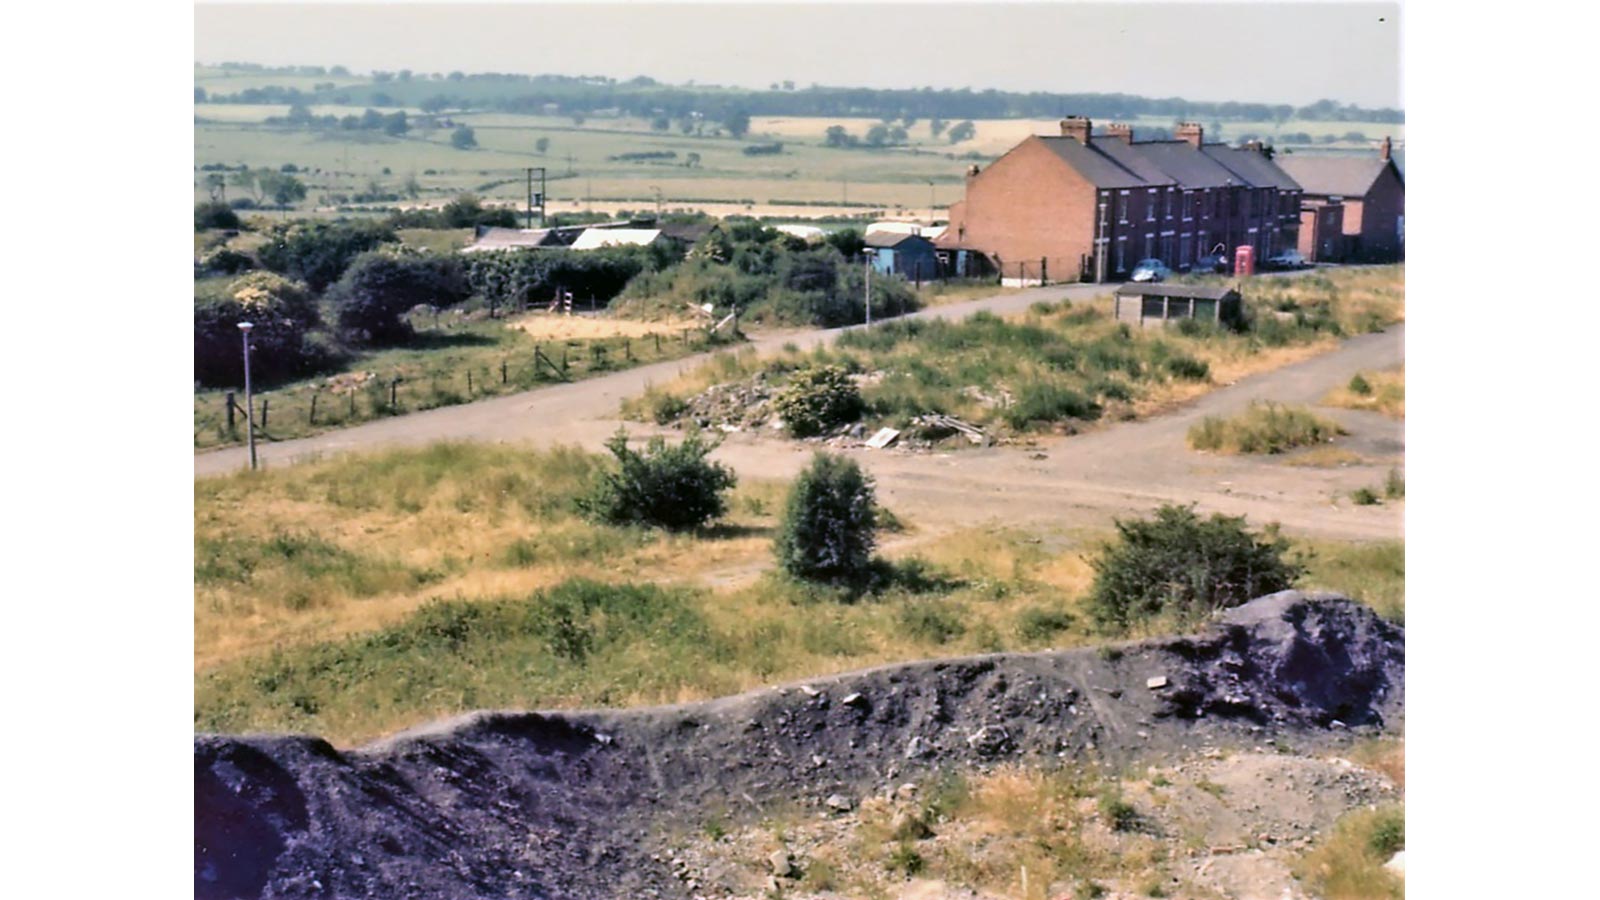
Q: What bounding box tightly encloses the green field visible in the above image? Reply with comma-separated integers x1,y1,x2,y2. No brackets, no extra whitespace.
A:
196,84,1403,221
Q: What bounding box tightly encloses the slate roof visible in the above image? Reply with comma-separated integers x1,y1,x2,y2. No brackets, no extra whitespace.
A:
1275,155,1397,198
1034,135,1301,193
864,231,936,249
461,227,563,253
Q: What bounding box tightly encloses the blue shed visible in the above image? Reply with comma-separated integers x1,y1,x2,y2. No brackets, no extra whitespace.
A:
864,232,939,281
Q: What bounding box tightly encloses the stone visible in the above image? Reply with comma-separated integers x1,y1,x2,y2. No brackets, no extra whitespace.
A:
842,692,867,708
1146,675,1169,690
769,850,793,878
966,726,1013,758
824,793,854,813
1385,851,1405,877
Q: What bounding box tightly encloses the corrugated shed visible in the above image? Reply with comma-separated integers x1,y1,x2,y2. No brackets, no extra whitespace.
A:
569,228,663,250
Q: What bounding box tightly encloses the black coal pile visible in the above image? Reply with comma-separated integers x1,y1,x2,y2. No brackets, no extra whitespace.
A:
195,591,1402,899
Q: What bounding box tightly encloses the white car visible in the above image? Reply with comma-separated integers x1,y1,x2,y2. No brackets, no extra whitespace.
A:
1130,259,1171,283
1265,249,1308,270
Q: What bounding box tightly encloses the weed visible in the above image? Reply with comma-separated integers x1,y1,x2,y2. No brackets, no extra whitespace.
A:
1383,467,1405,499
1350,487,1380,506
1195,779,1225,798
1187,402,1345,455
898,601,967,645
1347,373,1372,395
1014,606,1076,643
885,841,925,876
1099,792,1140,832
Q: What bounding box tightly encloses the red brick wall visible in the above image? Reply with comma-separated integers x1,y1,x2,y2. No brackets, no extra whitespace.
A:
941,136,1098,279
1355,165,1405,261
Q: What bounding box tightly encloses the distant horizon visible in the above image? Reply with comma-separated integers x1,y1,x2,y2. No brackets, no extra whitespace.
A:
193,60,1404,115
194,3,1402,110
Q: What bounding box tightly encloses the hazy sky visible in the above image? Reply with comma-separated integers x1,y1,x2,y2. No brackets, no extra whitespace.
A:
194,2,1402,109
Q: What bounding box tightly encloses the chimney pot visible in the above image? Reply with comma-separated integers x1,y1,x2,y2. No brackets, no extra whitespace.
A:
1104,122,1134,144
1059,116,1092,145
1380,136,1392,161
1177,121,1204,149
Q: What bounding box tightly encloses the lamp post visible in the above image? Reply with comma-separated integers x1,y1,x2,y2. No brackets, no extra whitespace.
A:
238,321,257,471
863,252,872,329
649,185,662,219
928,180,936,221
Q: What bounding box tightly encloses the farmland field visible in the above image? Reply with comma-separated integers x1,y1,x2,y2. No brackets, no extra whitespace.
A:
196,97,1404,222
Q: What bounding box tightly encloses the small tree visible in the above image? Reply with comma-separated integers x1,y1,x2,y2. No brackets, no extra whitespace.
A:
194,201,241,232
1087,504,1306,632
450,125,478,149
536,137,550,155
773,365,864,437
578,429,736,531
775,453,878,584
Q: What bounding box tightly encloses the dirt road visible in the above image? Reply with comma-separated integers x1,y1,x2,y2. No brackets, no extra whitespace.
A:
195,281,1403,542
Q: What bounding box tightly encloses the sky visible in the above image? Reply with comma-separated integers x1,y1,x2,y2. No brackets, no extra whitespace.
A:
194,1,1402,109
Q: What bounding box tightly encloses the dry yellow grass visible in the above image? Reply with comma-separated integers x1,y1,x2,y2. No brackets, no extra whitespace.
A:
1325,366,1405,417
506,311,700,340
1284,446,1368,467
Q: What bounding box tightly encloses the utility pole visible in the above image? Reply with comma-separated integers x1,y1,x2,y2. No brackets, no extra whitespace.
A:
864,253,872,329
526,166,546,228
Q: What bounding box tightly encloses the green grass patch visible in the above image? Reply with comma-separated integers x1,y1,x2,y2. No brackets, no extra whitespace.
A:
193,313,707,450
1292,805,1404,900
1188,402,1346,454
1300,539,1405,624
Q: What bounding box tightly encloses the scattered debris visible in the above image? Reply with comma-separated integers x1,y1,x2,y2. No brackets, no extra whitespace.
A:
1147,676,1170,690
865,427,901,449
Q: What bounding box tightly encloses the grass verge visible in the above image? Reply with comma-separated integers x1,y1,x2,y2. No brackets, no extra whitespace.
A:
1188,402,1346,455
1292,804,1405,900
1324,366,1405,418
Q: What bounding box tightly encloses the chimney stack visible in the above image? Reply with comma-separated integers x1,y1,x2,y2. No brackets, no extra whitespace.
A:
1380,136,1392,161
1104,122,1134,144
1059,116,1091,145
1177,122,1204,149
966,164,981,179
1242,139,1265,154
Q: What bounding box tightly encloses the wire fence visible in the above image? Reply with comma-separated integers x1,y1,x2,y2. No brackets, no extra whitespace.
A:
193,327,727,450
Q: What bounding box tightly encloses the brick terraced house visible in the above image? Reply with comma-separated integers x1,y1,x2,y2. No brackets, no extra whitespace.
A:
937,117,1302,283
1277,138,1405,263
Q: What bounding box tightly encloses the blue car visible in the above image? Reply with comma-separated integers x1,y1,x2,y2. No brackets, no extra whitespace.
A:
1130,259,1171,283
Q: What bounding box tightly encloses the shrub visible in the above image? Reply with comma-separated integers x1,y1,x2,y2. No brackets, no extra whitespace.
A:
1350,486,1380,506
1002,380,1099,430
773,365,864,437
775,453,878,584
1087,504,1306,632
195,201,241,231
1348,373,1373,395
1162,354,1210,381
257,219,398,293
1015,606,1075,642
577,429,736,531
1383,467,1405,500
1187,402,1345,454
331,250,471,346
194,272,336,388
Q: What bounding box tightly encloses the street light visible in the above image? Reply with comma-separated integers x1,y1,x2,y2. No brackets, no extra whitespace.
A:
649,185,662,219
237,322,257,471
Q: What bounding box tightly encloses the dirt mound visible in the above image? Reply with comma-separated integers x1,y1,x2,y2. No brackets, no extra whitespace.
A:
195,592,1402,899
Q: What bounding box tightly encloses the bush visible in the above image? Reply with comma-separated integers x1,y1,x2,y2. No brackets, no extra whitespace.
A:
257,219,398,293
775,453,878,584
331,250,471,346
1002,380,1099,430
1087,504,1306,632
1187,402,1345,454
194,273,337,388
577,429,736,531
1348,373,1373,395
773,365,864,437
195,201,241,231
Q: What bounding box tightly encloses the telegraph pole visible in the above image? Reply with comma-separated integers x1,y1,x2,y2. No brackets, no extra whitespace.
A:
526,167,546,228
864,254,872,329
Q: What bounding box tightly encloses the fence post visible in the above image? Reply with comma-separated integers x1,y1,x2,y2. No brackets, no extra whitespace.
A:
1041,257,1047,285
625,339,632,361
348,391,356,417
390,378,399,410
308,392,318,425
561,346,568,373
467,370,473,394
225,392,235,434
654,333,661,353
501,360,508,384
260,398,269,430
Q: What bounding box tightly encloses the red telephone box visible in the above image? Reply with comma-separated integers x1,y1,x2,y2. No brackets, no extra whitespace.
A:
1234,245,1255,277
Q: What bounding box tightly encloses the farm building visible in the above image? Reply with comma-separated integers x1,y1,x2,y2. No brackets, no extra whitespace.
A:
864,232,940,281
569,228,666,251
1113,283,1242,329
937,118,1302,284
460,227,569,253
1277,139,1404,262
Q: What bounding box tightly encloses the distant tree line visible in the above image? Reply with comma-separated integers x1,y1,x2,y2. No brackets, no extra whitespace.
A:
199,65,1403,124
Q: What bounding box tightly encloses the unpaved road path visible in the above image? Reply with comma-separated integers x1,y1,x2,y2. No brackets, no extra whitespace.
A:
196,280,1403,542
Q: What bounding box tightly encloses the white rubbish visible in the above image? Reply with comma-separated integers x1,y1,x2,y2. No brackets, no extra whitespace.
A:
1146,676,1170,690
865,427,901,449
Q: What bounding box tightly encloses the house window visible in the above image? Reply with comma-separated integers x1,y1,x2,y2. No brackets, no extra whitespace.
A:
1144,233,1154,258
1116,236,1127,270
1117,191,1129,223
1179,234,1192,264
1165,190,1176,220
1146,189,1157,221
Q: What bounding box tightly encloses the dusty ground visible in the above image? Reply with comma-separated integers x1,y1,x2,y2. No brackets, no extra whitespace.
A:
506,311,705,340
195,592,1402,900
195,278,1403,544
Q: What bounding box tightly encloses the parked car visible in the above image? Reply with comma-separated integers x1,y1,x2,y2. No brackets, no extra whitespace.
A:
1194,252,1231,274
1129,259,1171,283
1264,249,1308,270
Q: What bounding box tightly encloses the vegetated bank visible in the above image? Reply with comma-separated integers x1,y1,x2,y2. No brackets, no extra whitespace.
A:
630,266,1404,446
195,590,1404,900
